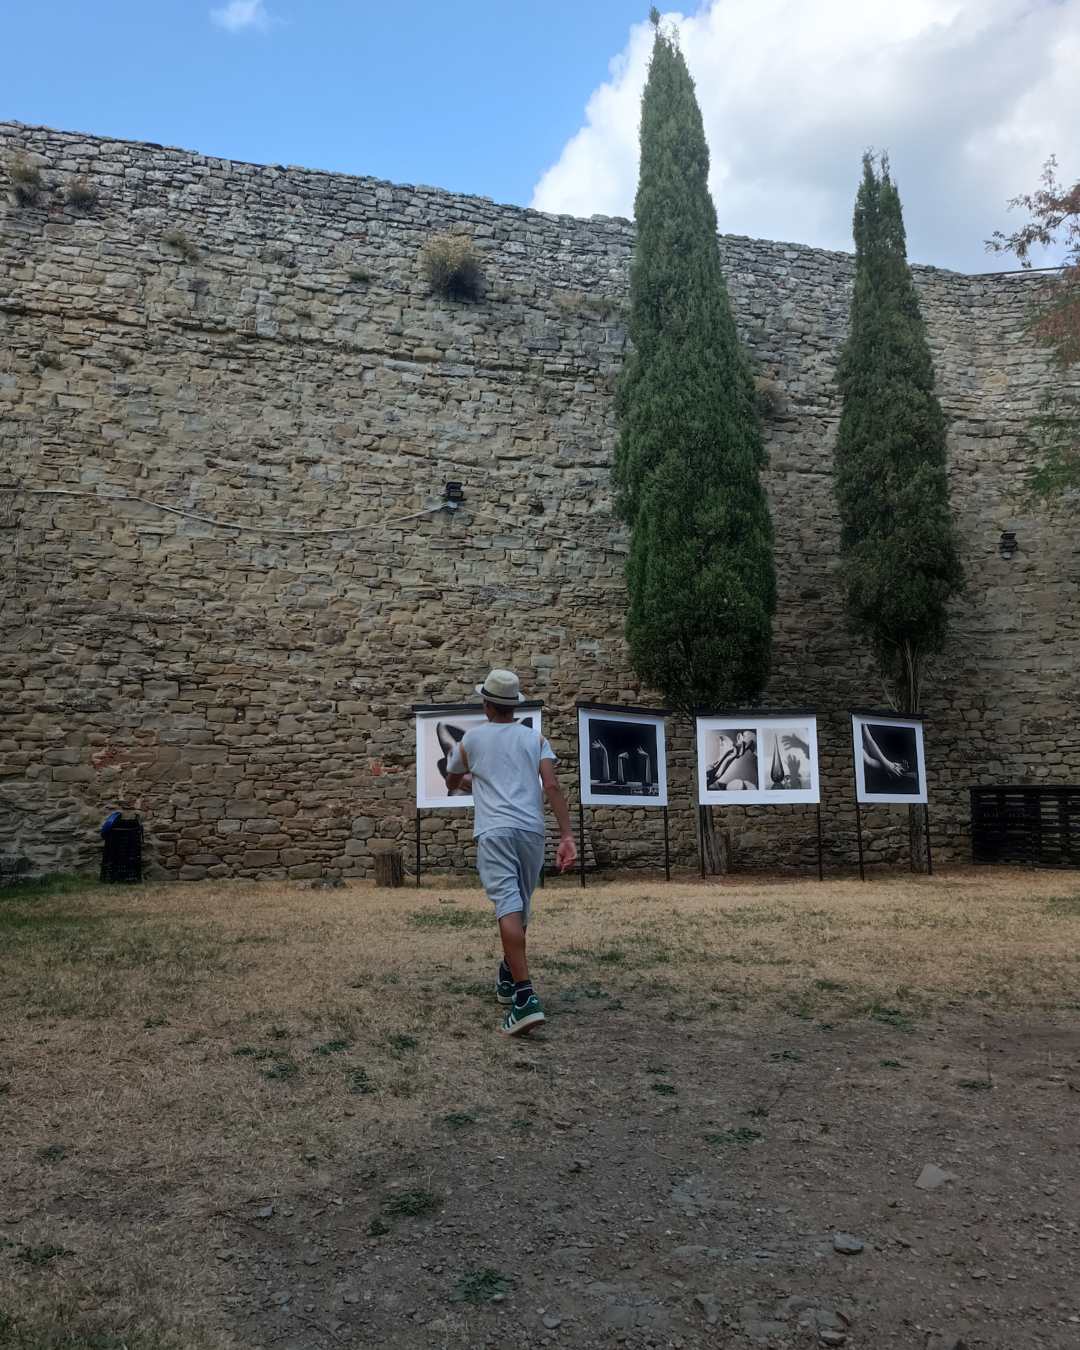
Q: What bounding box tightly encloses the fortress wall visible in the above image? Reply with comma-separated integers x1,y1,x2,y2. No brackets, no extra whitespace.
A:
1,122,1075,880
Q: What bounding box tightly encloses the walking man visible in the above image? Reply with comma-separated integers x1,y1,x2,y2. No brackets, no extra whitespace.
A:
445,669,577,1035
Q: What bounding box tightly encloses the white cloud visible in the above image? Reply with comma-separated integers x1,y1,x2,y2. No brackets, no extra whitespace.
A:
531,1,1080,271
211,0,271,32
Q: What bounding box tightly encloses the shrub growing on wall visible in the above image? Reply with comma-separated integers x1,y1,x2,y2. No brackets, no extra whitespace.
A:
614,12,775,717
421,234,483,301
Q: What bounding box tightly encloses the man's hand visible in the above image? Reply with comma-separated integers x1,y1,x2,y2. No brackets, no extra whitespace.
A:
555,834,577,873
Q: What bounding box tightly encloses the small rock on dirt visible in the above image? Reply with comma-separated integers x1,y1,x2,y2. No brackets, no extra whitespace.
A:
832,1232,864,1255
916,1163,958,1190
542,1313,562,1329
694,1293,722,1326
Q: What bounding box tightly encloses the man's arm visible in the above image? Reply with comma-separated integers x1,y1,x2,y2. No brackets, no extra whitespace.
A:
540,759,577,872
445,744,470,794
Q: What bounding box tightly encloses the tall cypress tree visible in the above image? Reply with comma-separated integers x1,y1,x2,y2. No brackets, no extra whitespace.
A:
834,154,963,715
614,12,774,716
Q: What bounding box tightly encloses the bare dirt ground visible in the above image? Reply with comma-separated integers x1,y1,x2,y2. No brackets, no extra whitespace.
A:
1,868,1078,1350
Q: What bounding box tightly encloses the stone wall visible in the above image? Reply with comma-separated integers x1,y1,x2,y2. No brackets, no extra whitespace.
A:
1,121,1077,882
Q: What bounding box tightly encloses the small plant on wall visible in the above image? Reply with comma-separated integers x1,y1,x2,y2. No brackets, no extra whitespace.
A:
162,228,200,264
421,233,483,300
7,154,44,207
66,176,99,212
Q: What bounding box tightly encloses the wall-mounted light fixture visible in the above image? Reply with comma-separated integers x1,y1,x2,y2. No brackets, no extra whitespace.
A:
998,530,1018,561
443,481,465,511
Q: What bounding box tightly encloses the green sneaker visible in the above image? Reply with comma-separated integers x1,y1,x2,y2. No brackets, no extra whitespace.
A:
495,971,514,1005
500,994,545,1036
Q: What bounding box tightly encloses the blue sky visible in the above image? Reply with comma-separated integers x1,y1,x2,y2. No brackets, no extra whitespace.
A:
4,2,1077,269
2,1,646,206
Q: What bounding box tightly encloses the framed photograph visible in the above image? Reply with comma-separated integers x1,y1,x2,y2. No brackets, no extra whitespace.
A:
851,712,927,805
577,705,669,808
414,703,543,810
696,714,820,806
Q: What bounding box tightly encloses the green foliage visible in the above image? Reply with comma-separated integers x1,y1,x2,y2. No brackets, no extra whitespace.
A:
834,154,963,712
614,22,775,714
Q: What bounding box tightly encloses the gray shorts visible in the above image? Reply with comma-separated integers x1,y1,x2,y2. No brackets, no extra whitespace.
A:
476,828,545,924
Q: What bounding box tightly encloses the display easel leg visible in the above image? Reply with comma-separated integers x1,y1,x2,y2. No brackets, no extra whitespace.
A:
924,804,933,876
578,798,586,889
663,805,671,883
698,806,706,879
854,800,866,882
415,810,421,889
816,803,824,882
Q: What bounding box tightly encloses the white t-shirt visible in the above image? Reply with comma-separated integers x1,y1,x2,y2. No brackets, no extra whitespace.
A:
448,721,556,839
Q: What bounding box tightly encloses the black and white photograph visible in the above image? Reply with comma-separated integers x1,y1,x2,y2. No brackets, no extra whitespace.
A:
415,706,541,810
697,715,820,806
763,723,815,792
578,707,668,808
851,713,927,804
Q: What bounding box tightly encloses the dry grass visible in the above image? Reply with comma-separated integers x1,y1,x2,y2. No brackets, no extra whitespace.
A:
1,867,1077,1341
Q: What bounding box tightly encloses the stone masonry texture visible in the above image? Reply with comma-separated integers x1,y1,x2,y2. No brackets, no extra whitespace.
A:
1,122,1077,882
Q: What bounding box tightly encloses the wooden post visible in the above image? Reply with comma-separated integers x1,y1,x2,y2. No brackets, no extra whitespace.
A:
375,849,404,888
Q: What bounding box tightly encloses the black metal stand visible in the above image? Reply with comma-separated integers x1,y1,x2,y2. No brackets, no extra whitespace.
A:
698,805,707,878
924,803,933,876
854,799,866,881
663,806,671,882
415,810,421,888
816,803,824,881
578,796,586,889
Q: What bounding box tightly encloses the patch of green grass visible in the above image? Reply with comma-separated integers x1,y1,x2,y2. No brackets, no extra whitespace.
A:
382,1188,441,1219
19,1243,73,1266
747,1105,769,1118
0,873,99,903
36,1144,68,1164
956,1078,992,1092
1044,895,1080,915
410,908,489,929
813,978,847,992
448,979,492,997
347,1068,374,1096
313,1039,350,1056
387,1033,419,1055
441,1110,477,1130
651,1082,676,1096
450,1268,513,1304
645,1064,668,1074
259,1055,299,1082
867,1004,915,1033
769,1049,803,1063
596,948,625,965
143,1015,169,1029
367,1216,390,1236
879,1059,904,1069
704,1127,763,1147
537,956,582,974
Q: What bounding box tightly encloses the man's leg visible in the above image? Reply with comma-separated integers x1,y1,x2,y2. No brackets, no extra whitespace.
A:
497,832,545,1036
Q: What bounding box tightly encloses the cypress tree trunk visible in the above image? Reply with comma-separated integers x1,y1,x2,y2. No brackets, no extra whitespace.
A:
834,155,963,871
615,14,776,871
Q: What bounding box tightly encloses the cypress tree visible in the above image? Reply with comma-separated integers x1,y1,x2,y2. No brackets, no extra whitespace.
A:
834,154,963,715
613,12,775,716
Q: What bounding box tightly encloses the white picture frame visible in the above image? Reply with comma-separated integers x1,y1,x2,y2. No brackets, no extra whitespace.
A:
414,704,543,811
577,705,669,808
696,714,820,806
851,712,927,805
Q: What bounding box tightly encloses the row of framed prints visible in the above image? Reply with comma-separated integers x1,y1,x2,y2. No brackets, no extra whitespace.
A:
414,703,928,810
